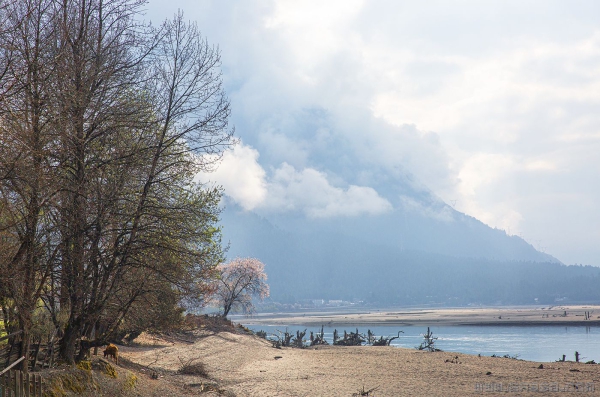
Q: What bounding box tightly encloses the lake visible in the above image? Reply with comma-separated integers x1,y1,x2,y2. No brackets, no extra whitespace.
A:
244,323,600,362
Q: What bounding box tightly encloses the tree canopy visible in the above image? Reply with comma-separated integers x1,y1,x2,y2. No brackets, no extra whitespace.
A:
0,0,233,367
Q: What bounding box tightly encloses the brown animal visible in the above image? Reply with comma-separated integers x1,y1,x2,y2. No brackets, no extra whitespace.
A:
103,343,119,365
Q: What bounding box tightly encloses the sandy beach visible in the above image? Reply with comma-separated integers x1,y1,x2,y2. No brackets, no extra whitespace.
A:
118,307,600,396
240,305,600,327
121,328,600,397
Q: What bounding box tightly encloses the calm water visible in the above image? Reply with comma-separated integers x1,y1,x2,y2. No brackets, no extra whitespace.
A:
244,324,600,362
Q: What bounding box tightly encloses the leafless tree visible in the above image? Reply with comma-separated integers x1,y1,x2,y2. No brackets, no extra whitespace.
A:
52,2,233,362
0,0,233,365
0,0,61,373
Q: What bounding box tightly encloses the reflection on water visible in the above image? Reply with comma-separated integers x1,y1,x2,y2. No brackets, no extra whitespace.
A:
244,324,600,362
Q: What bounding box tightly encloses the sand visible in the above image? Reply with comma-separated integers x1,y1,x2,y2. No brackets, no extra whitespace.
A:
119,306,600,396
241,305,600,327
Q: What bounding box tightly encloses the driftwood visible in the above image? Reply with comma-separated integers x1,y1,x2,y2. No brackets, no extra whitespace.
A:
255,330,267,339
310,326,328,346
292,330,307,348
417,327,441,352
352,385,380,396
271,329,294,348
334,328,365,346
268,326,401,349
372,331,404,346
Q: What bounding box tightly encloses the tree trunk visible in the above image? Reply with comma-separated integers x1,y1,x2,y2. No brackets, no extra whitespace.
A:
59,320,81,364
222,302,232,318
18,329,31,375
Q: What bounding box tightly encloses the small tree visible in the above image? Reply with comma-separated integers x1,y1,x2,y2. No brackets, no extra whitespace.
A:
215,258,269,318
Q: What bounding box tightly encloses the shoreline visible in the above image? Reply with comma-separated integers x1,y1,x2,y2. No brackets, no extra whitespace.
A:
238,305,600,327
121,324,600,396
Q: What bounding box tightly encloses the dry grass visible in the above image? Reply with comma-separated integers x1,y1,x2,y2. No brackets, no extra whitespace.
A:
177,356,209,377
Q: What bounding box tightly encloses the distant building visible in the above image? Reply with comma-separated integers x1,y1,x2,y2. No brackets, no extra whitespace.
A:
311,299,325,306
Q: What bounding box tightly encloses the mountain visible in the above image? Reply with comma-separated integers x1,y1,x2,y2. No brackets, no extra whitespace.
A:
216,192,600,306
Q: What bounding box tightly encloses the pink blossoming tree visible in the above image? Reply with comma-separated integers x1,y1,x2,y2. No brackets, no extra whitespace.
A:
215,257,270,318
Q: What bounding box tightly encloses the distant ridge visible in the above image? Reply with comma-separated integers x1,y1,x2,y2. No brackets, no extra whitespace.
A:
216,198,596,306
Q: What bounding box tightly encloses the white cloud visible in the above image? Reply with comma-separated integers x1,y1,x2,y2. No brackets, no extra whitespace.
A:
204,144,267,211
203,143,392,218
149,0,600,265
457,154,516,199
453,151,567,236
525,160,557,172
266,163,392,218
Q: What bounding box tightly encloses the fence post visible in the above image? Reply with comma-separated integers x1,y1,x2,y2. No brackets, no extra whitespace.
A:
23,371,29,397
11,370,16,397
10,371,15,397
36,374,42,397
0,368,43,397
17,370,23,397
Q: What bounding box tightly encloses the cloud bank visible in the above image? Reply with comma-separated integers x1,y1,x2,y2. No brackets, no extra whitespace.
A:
147,0,600,265
206,142,392,218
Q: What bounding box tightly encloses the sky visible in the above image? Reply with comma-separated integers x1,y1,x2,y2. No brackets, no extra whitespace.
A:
144,1,600,266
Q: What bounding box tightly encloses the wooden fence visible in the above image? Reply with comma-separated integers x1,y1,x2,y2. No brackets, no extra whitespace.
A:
1,331,58,373
0,370,42,397
0,330,51,396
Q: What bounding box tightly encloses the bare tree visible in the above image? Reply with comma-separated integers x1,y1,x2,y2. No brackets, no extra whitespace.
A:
214,258,270,318
52,3,233,362
0,0,233,365
0,0,61,373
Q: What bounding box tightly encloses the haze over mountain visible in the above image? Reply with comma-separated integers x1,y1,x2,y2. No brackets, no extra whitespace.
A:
141,1,600,304
222,186,557,264
220,200,600,305
208,104,593,305
146,0,600,268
